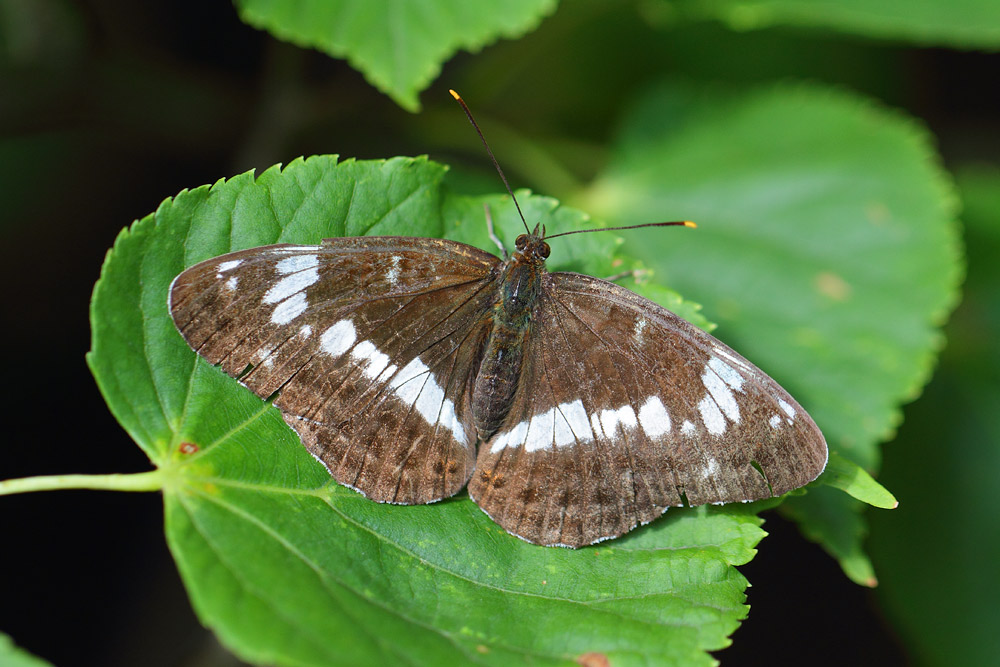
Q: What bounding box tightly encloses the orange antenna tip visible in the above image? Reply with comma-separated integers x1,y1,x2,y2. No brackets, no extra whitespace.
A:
449,89,461,100
683,221,697,228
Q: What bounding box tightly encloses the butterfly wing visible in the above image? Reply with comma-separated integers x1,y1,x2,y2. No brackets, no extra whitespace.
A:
469,272,828,547
169,236,501,504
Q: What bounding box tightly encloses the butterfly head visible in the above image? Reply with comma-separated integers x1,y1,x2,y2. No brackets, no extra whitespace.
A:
513,224,551,264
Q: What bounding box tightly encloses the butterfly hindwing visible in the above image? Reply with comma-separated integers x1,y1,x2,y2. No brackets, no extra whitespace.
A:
469,272,828,547
170,236,502,504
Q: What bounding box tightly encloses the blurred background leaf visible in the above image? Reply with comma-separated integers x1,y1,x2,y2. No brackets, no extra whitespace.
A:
233,0,558,111
2,0,997,664
672,0,1000,48
868,165,1000,664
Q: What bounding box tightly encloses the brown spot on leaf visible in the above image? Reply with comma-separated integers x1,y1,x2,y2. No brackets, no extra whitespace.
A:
865,201,891,225
815,271,851,301
178,442,199,455
577,652,610,667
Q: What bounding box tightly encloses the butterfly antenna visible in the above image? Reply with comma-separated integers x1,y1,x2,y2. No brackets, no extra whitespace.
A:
544,220,697,240
450,89,530,234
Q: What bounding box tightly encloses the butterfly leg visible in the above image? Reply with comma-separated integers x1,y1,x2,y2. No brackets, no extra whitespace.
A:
484,204,508,260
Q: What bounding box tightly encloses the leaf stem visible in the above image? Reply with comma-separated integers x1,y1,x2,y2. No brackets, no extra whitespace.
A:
0,470,164,496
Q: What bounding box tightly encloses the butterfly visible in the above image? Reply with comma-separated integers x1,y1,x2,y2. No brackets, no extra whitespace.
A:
167,93,828,548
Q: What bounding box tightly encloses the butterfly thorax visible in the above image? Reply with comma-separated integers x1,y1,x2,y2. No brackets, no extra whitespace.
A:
471,231,550,439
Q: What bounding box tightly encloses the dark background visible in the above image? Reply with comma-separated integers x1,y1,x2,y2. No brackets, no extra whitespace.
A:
3,1,997,664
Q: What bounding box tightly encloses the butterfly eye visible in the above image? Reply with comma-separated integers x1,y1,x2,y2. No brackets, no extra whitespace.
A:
515,234,528,249
539,242,551,258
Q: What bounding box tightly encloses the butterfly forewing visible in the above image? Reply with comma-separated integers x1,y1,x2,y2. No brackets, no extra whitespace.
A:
170,236,502,504
469,272,828,547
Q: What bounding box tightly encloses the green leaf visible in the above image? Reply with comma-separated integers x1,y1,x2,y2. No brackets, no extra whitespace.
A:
232,0,557,111
819,451,897,509
0,633,52,667
676,0,1000,49
869,165,1000,664
88,155,764,665
585,81,962,579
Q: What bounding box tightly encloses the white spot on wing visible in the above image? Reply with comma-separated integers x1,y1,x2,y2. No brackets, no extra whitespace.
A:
598,405,638,437
490,420,528,453
276,255,319,274
387,255,401,286
352,340,393,380
708,356,744,392
299,324,312,338
217,259,243,273
224,275,238,291
271,292,308,324
589,412,602,439
390,357,430,390
702,457,719,479
525,408,556,452
633,317,648,344
388,357,465,444
712,346,753,373
490,399,593,453
320,319,356,357
778,398,796,419
697,395,726,435
413,379,447,434
264,267,319,305
681,420,696,435
769,414,782,429
552,409,575,447
638,396,671,439
559,400,592,443
255,345,275,369
439,400,464,443
702,364,740,423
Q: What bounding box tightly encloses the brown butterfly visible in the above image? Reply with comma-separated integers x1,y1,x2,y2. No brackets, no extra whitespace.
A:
167,92,827,547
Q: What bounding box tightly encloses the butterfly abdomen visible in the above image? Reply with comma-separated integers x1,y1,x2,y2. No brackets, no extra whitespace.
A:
471,249,544,438
472,322,529,438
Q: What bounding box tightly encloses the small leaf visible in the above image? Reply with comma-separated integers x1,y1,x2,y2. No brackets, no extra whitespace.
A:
819,452,897,509
89,155,757,665
233,0,557,111
586,81,962,579
676,0,1000,49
